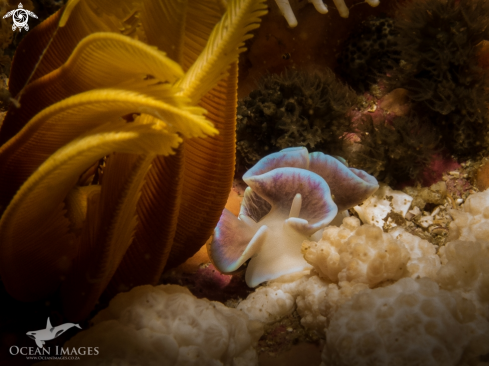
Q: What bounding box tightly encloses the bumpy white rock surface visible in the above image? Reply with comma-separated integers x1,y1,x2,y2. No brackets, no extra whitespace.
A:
236,284,297,324
237,273,368,333
42,285,263,366
390,227,441,279
302,217,410,286
238,217,428,331
229,189,489,366
237,274,307,324
437,239,489,319
236,189,489,366
354,184,413,228
295,276,368,332
448,188,489,242
322,278,489,366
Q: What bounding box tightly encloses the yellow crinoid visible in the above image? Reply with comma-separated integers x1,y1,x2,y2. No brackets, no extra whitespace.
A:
0,0,267,320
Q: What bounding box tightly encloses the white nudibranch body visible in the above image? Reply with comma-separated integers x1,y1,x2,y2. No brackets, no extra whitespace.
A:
209,147,379,288
240,193,317,287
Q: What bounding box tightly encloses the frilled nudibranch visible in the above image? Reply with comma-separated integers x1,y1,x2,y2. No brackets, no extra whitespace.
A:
208,147,379,287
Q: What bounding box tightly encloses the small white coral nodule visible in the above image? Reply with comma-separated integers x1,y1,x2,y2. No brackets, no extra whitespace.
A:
275,0,381,27
390,227,441,280
447,188,489,242
302,216,410,287
236,275,307,323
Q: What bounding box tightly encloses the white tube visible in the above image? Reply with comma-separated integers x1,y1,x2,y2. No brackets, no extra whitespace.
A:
308,0,329,14
275,0,298,27
332,0,349,18
366,0,380,7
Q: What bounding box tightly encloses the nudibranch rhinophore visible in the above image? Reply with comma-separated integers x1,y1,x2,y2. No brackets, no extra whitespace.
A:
208,147,379,287
275,0,381,28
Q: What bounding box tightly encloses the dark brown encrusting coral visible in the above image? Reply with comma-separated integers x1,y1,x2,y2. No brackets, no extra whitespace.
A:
387,0,489,159
337,16,399,92
236,69,357,174
348,114,440,185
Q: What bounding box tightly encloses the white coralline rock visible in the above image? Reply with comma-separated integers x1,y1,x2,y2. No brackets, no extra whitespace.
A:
238,216,413,330
447,188,489,242
302,217,410,286
294,275,330,330
236,274,307,323
390,227,441,280
238,216,415,330
437,240,489,319
234,189,489,366
236,272,367,333
322,278,489,366
295,276,368,332
236,284,297,324
354,184,413,228
41,285,263,366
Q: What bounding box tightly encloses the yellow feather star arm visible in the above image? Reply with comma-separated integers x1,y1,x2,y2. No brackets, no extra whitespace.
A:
180,0,225,71
1,31,186,145
0,0,269,320
0,88,213,209
62,152,154,321
114,0,231,277
61,32,183,85
176,0,268,102
0,118,181,301
165,0,265,267
132,0,267,268
8,9,62,98
60,0,140,27
106,116,186,297
11,0,140,98
141,0,187,62
167,62,239,268
58,0,82,26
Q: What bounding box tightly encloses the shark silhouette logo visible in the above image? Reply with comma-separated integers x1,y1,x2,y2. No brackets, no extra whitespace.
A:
26,318,81,348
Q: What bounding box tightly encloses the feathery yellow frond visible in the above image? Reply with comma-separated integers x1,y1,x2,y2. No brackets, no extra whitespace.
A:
61,32,184,86
0,118,180,301
177,0,267,102
62,152,154,320
141,0,188,62
0,0,268,320
0,88,212,209
59,0,82,27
